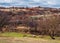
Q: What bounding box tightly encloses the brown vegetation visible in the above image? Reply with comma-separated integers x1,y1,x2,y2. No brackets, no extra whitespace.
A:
0,6,60,39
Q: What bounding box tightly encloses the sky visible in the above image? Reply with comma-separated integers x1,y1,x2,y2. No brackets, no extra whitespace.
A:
0,0,60,8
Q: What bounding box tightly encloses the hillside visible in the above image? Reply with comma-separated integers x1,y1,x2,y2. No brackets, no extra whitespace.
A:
0,6,60,24
0,7,60,39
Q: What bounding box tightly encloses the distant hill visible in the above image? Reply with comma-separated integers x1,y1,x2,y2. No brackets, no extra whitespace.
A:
0,7,60,37
0,6,60,14
0,6,60,23
0,6,60,25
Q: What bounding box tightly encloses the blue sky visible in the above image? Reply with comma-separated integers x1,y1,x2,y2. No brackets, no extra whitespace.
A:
0,0,60,8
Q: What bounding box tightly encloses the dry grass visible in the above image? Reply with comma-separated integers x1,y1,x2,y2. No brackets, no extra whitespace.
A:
0,37,60,43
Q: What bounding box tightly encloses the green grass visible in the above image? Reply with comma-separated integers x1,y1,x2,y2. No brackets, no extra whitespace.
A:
0,32,60,43
0,32,60,39
0,32,32,37
0,32,60,40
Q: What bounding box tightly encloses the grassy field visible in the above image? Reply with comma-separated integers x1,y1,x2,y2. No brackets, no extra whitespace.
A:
0,32,60,43
0,32,32,37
